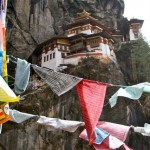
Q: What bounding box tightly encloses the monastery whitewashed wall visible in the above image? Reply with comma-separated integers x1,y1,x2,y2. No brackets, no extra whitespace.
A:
55,50,64,67
67,33,76,37
81,29,92,35
86,43,111,57
129,29,141,41
41,48,63,71
86,44,101,52
64,55,83,65
100,43,107,55
64,52,102,65
105,44,111,56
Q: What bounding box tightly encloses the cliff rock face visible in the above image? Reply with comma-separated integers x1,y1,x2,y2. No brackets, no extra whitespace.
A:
2,0,150,150
7,0,124,58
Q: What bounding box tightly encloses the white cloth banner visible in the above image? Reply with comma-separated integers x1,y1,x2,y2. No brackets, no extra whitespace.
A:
10,109,37,123
37,116,85,132
9,109,84,133
134,123,150,136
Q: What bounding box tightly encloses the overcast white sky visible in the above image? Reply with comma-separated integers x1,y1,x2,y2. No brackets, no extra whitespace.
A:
124,0,150,43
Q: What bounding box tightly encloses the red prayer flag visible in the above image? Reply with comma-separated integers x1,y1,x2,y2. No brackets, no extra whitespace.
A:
94,121,131,150
77,79,107,144
79,121,132,150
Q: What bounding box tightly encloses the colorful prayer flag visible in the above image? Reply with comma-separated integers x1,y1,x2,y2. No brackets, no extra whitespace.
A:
77,79,107,144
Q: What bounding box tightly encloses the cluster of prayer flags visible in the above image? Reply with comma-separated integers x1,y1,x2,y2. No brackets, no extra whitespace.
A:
2,108,150,150
1,54,150,149
80,121,131,150
10,109,84,132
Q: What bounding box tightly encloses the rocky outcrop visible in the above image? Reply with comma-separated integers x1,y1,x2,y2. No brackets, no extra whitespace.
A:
7,0,124,59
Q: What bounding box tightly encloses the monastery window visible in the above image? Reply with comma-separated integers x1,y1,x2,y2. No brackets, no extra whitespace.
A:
50,54,52,60
47,55,49,61
53,52,55,59
62,46,65,50
90,39,99,48
58,45,61,49
44,56,46,62
61,53,65,58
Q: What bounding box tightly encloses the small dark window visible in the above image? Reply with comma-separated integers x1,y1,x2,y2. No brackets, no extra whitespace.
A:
50,54,52,60
61,53,65,58
47,55,49,61
53,52,55,58
44,56,46,62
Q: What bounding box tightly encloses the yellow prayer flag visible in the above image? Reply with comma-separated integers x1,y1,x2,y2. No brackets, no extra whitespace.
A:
0,76,20,102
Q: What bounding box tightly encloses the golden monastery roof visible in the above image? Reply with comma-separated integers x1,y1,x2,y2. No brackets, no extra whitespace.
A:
75,10,97,22
63,10,107,31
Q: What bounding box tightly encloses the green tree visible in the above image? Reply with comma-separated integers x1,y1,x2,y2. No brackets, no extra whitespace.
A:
131,38,150,82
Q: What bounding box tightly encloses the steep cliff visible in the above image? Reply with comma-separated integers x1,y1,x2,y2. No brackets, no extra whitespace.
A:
1,0,150,150
7,0,124,58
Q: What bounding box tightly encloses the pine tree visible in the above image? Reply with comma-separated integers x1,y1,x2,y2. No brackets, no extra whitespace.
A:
131,38,150,82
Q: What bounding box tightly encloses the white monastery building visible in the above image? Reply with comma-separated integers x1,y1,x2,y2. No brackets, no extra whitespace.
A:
129,19,144,41
30,10,144,71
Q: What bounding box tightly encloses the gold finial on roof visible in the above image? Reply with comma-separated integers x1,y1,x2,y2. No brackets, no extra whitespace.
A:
79,10,90,17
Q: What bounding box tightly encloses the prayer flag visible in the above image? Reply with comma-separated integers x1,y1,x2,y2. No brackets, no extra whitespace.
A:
109,82,150,108
0,76,20,102
37,116,85,132
14,58,31,94
32,65,82,96
77,79,107,144
94,122,131,150
9,109,37,123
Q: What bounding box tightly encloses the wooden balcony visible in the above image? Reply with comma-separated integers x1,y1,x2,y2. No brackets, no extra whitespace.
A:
70,42,86,52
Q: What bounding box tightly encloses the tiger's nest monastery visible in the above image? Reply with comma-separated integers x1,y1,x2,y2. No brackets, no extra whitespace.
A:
30,10,144,71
